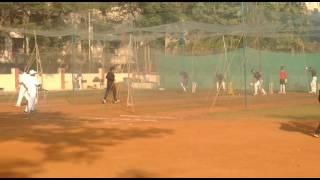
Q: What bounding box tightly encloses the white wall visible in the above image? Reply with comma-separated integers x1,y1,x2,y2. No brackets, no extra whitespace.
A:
41,73,61,90
0,74,15,91
0,68,160,92
75,73,102,89
305,2,320,11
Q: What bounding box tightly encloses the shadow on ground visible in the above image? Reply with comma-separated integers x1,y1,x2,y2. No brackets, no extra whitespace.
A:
0,111,174,177
269,115,319,137
117,169,160,178
0,159,41,178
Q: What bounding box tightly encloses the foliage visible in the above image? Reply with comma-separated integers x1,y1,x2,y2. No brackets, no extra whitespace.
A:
0,2,318,70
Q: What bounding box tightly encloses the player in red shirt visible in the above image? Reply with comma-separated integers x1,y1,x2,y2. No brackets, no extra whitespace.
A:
279,66,288,94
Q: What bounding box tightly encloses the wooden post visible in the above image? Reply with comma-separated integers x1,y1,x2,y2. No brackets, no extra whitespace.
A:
228,82,234,96
60,68,65,90
148,44,151,73
144,43,147,73
135,40,139,73
99,68,104,87
269,82,274,95
14,68,20,91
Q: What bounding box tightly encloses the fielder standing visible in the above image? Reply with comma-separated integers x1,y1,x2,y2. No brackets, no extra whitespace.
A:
279,66,288,94
76,73,83,90
102,66,120,104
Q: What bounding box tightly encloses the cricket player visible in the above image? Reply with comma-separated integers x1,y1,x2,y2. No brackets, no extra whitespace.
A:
314,90,320,138
314,122,320,138
279,66,288,94
23,70,41,113
251,69,266,96
76,73,83,90
216,72,226,92
102,66,120,104
15,71,30,107
306,67,317,94
179,71,189,92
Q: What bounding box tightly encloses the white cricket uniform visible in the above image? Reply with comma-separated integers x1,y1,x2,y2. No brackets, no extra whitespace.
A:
16,73,30,106
180,82,187,92
253,72,266,96
310,76,317,94
77,75,83,89
216,81,226,92
22,75,40,113
254,79,266,96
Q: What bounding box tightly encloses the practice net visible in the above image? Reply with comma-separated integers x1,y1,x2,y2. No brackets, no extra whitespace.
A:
0,2,320,111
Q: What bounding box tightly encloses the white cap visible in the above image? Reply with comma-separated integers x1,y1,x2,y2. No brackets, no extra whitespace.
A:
29,69,37,75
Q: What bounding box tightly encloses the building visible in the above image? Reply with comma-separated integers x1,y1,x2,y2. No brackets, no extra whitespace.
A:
305,2,320,12
0,31,25,64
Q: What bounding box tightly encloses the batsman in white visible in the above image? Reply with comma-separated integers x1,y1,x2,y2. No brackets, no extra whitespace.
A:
21,70,41,113
305,67,317,94
15,71,30,107
251,69,266,96
179,71,189,93
216,72,226,92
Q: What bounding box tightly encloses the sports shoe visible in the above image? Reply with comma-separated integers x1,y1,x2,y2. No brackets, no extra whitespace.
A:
102,99,106,104
114,100,120,104
313,133,319,138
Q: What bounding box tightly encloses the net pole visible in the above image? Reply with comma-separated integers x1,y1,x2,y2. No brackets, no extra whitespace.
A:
241,2,248,108
72,15,75,97
88,9,92,73
302,14,311,93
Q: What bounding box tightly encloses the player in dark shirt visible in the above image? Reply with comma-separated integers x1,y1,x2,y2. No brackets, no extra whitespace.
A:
102,66,120,104
216,72,226,92
306,67,317,94
251,69,266,96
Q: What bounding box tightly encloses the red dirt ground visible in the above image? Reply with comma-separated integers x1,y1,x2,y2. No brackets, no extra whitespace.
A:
0,91,319,177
